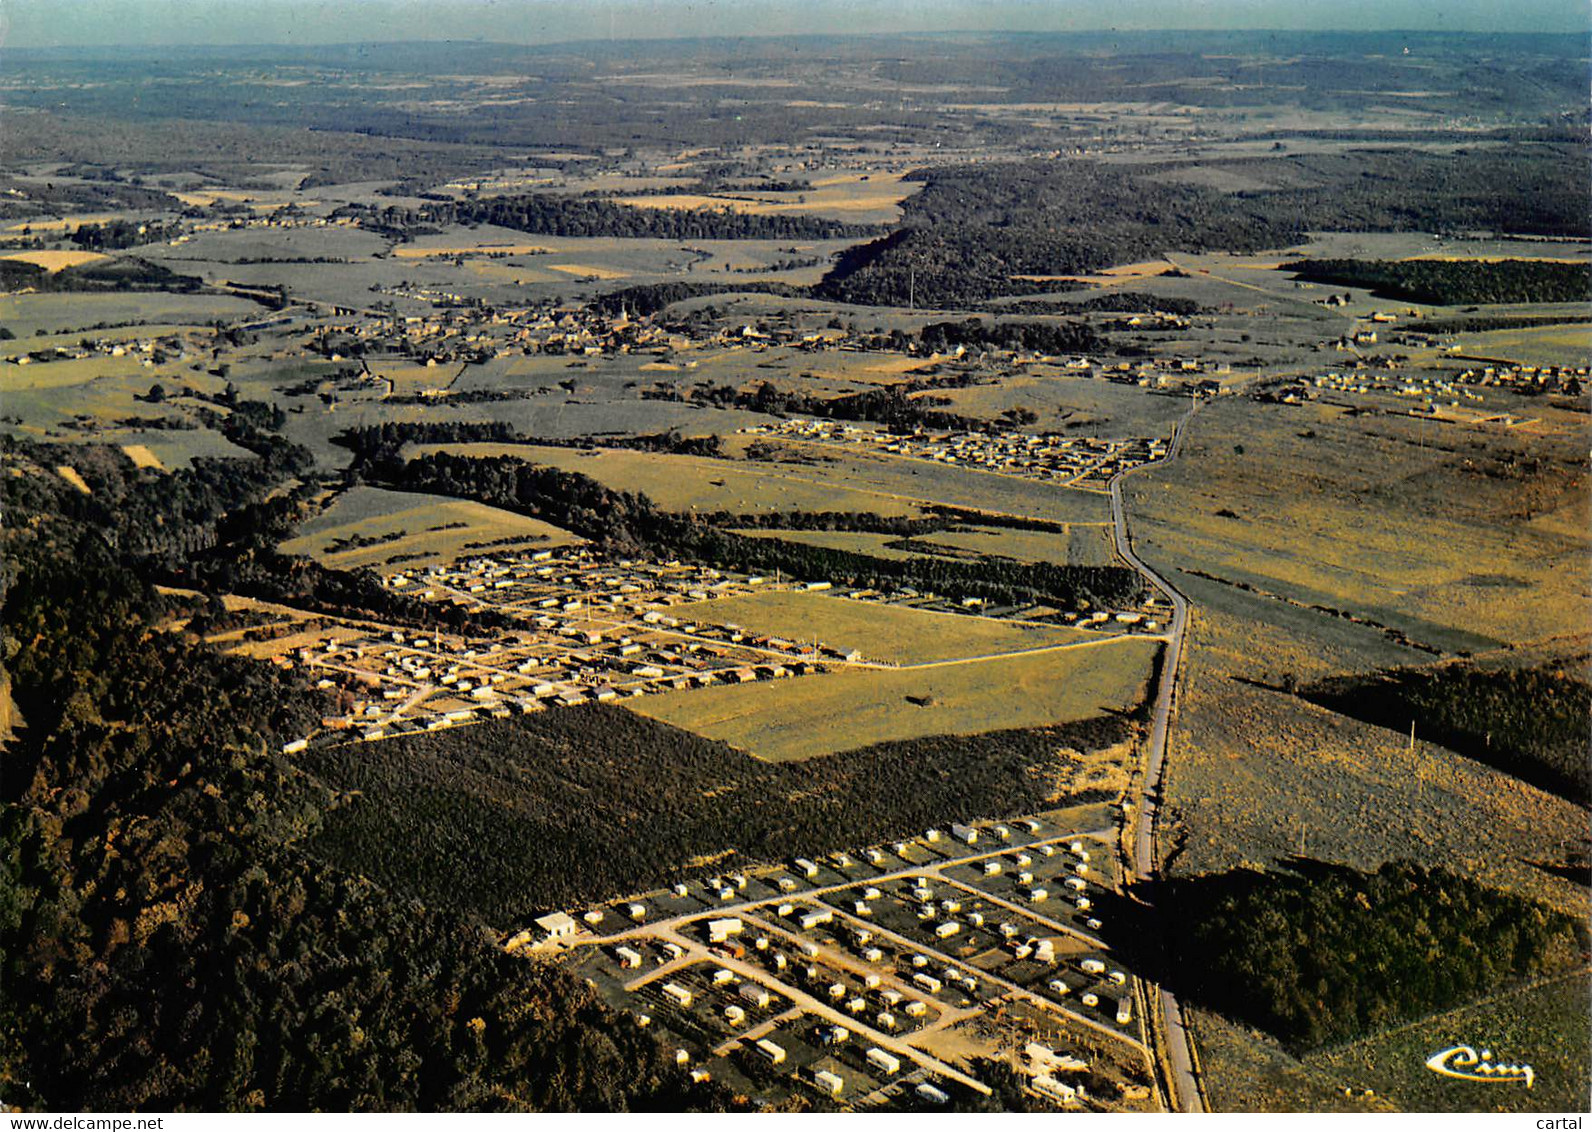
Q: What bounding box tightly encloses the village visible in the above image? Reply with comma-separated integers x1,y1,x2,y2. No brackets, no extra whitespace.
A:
521,807,1158,1112
236,547,1165,745
1255,359,1586,434
740,417,1171,491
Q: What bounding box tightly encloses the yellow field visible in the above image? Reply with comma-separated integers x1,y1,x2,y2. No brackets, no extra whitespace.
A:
55,466,91,494
4,214,125,233
173,190,251,206
121,444,165,470
2,250,109,273
787,355,940,386
408,442,928,517
715,439,1115,524
1133,402,1588,647
617,173,916,222
674,590,1094,664
630,636,1160,761
546,263,630,279
1011,260,1175,285
1161,594,1590,916
171,190,307,210
279,486,582,572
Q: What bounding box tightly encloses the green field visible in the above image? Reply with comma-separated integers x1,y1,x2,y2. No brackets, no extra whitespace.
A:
742,439,1115,523
1445,322,1592,368
0,354,156,393
280,485,581,570
408,441,929,517
1304,970,1592,1113
630,635,1159,760
734,521,1119,568
941,372,1194,437
0,291,263,335
674,590,1095,664
915,523,1120,567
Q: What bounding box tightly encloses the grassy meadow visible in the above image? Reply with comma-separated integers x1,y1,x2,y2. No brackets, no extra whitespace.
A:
280,485,581,571
673,590,1095,664
630,635,1159,760
408,441,929,517
1130,397,1588,650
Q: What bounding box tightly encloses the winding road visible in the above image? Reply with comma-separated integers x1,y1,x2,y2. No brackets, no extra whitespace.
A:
1107,396,1206,1113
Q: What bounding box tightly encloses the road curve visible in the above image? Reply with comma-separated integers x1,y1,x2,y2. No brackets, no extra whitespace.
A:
1106,398,1205,1114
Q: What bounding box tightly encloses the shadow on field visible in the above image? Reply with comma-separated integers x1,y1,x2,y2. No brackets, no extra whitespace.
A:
1096,857,1590,1053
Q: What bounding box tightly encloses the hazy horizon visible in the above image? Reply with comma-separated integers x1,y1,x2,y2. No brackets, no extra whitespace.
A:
5,0,1587,51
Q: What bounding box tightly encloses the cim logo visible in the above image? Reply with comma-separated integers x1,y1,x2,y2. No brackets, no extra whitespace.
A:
1425,1045,1535,1088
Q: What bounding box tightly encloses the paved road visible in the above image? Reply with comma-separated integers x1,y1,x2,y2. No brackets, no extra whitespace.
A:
1107,399,1205,1114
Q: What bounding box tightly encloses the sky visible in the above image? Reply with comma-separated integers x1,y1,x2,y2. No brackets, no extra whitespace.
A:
4,0,1587,49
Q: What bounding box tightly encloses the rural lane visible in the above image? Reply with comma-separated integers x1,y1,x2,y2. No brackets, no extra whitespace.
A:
1107,397,1206,1114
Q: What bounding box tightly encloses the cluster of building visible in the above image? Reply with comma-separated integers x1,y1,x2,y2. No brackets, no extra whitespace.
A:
258,540,1164,747
1306,369,1484,407
6,330,201,369
1454,361,1586,396
264,550,859,742
1270,362,1584,429
536,812,1156,1111
741,418,1169,490
179,212,363,236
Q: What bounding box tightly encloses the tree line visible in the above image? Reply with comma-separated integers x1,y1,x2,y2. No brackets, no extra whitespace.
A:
357,194,882,242
1284,258,1592,306
68,219,184,251
918,317,1101,355
1101,860,1587,1052
588,280,808,317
